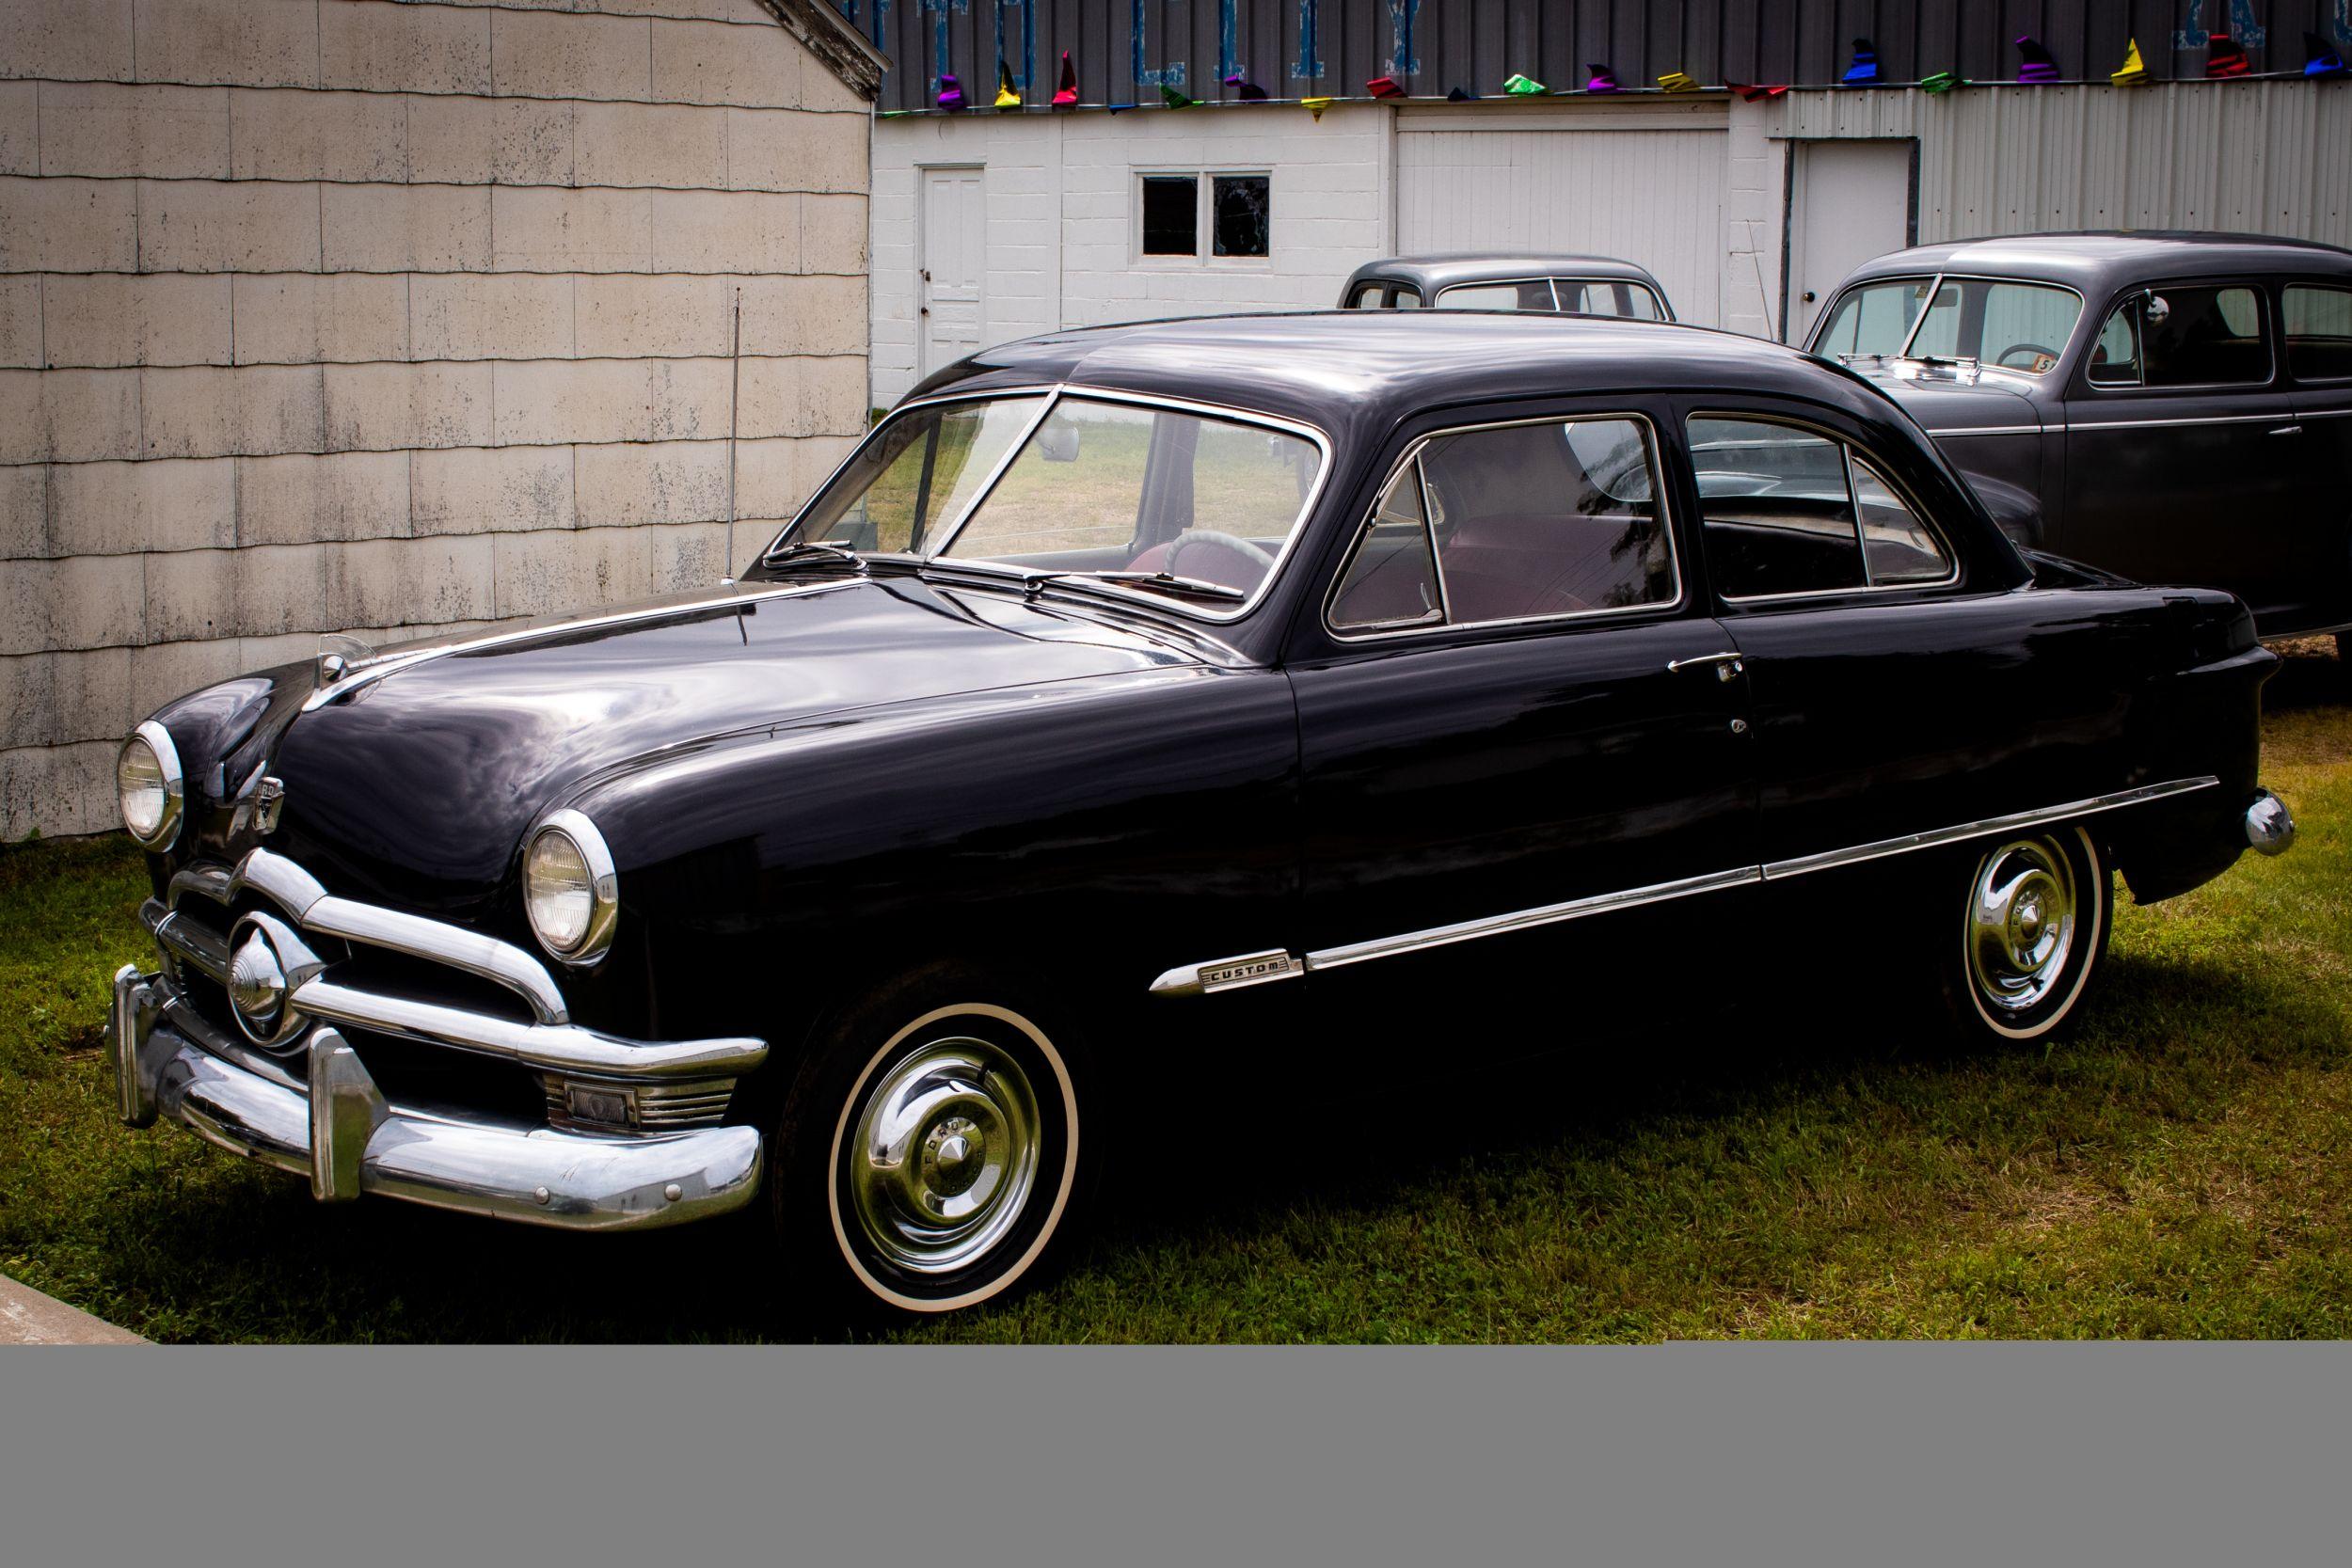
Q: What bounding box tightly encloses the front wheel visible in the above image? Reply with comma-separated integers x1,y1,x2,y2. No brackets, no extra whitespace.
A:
1937,826,2112,1045
770,972,1089,1319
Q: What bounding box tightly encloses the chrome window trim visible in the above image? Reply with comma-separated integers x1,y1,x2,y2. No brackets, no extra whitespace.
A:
2082,279,2278,395
1148,775,2223,993
1761,776,2218,880
1924,424,2042,437
1321,410,1686,645
121,719,185,851
1433,277,1563,310
780,383,1338,626
1549,277,1670,321
301,580,862,712
1690,410,1962,605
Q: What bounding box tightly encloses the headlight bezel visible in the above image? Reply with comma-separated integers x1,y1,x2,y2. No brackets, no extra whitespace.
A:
118,721,184,851
523,808,619,967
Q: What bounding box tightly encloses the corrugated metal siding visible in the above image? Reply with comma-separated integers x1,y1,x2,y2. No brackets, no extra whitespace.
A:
1395,115,1729,325
1783,83,2352,245
842,1,2352,114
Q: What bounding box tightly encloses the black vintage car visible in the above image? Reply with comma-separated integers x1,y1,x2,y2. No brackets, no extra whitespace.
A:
1342,251,1676,319
1804,232,2352,643
108,313,2292,1318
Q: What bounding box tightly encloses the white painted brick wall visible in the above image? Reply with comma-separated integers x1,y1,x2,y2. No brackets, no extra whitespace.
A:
1,0,877,839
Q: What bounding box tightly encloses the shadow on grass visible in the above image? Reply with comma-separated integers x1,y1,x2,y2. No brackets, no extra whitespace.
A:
64,936,2337,1344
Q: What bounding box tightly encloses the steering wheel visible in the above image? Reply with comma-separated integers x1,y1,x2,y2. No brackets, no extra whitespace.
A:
1163,529,1277,581
1994,342,2061,371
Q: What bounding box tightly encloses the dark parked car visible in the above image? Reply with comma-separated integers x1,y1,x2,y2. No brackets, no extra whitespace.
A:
108,313,2291,1318
1804,231,2352,642
1343,252,1675,319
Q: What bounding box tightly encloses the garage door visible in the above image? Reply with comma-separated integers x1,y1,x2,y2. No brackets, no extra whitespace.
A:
1396,121,1726,327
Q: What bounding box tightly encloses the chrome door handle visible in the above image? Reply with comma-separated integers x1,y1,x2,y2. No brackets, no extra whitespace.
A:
2268,424,2304,436
1667,651,1745,680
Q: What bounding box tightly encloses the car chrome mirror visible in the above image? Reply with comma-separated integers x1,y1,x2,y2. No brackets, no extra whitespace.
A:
1036,422,1080,463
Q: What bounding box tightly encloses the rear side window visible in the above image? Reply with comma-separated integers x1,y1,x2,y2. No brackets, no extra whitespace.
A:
2284,285,2352,381
1689,418,1952,599
1328,418,1677,634
2092,284,2272,388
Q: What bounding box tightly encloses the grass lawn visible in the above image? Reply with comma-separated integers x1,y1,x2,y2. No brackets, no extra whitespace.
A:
4,646,2348,1343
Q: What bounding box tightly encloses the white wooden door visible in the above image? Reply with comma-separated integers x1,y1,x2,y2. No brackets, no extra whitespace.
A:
920,167,986,375
1785,140,1915,344
1395,124,1727,326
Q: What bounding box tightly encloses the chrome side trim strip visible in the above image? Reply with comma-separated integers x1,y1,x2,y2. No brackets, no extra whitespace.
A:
1153,775,2226,993
1924,424,2041,437
2066,413,2295,432
1148,948,1305,999
298,580,858,711
1303,865,1762,974
1761,776,2220,881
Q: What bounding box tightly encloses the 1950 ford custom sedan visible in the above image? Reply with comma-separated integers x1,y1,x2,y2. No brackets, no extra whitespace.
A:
107,313,2293,1317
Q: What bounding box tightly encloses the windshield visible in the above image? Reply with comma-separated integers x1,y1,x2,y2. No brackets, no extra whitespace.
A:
780,393,1326,611
1815,276,2083,374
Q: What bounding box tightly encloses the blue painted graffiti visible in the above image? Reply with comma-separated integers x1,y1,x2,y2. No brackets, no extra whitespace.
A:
1219,0,1238,81
2172,0,2267,50
1134,0,1188,87
994,0,1033,87
922,0,969,91
1293,0,1324,80
1386,0,1420,76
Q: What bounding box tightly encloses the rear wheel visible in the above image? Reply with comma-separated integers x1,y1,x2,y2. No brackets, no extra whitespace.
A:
770,970,1089,1319
1937,826,2111,1045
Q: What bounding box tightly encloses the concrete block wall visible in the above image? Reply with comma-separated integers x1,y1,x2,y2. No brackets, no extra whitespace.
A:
872,105,1391,404
1,0,872,838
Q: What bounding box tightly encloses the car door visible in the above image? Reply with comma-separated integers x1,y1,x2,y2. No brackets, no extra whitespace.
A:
1680,403,2160,881
2058,278,2312,624
2282,280,2352,631
1287,403,1757,1018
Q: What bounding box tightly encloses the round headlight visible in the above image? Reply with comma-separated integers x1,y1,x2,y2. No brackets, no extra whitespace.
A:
118,721,183,850
524,810,618,965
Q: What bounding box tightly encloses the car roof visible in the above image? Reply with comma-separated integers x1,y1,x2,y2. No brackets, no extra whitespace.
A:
1343,252,1668,294
1839,230,2352,293
911,310,1889,437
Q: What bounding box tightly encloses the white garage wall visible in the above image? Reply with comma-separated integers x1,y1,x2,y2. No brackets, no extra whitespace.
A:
872,105,1393,405
1393,101,1730,328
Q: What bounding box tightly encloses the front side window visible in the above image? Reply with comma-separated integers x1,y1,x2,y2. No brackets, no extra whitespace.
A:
789,393,1325,614
1689,417,1951,599
2284,284,2352,381
1347,282,1387,309
1435,280,1558,311
2091,284,2272,388
1329,417,1677,634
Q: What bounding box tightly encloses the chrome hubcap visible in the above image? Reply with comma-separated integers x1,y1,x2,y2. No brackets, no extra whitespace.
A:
849,1037,1041,1275
1968,835,2078,1014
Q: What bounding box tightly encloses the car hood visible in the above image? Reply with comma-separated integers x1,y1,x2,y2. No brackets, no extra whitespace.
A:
160,577,1204,917
1842,363,2044,432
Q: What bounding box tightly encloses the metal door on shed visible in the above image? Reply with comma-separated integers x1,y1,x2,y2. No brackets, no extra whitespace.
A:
1394,113,1726,327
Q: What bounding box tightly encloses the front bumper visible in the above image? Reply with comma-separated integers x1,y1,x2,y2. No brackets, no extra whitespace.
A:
112,967,760,1230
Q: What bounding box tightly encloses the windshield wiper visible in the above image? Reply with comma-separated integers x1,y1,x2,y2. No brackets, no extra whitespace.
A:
760,538,866,573
1025,569,1247,604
